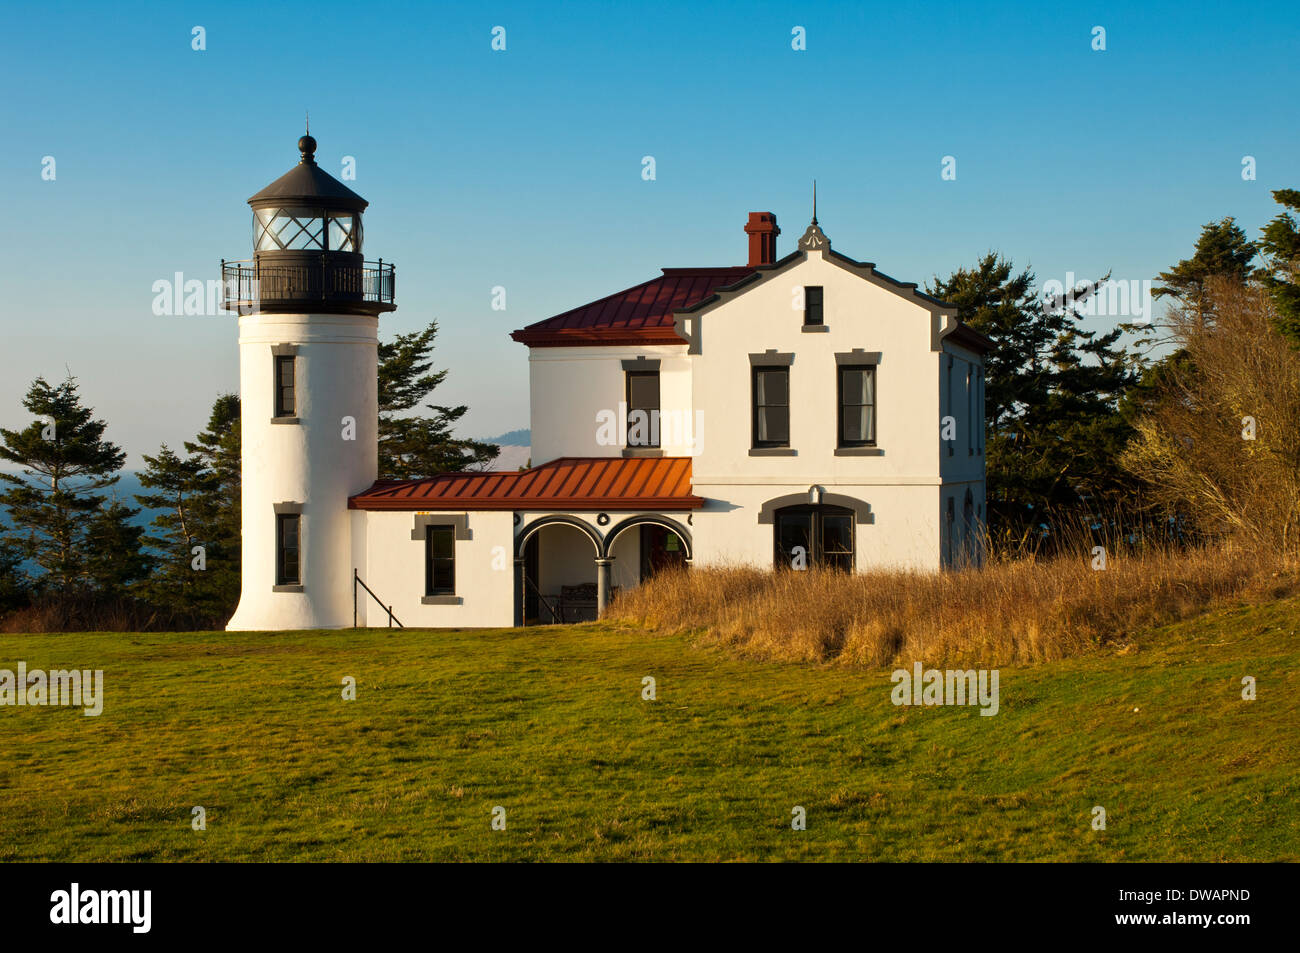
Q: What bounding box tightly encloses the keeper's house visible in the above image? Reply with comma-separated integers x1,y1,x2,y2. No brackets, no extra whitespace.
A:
223,135,990,631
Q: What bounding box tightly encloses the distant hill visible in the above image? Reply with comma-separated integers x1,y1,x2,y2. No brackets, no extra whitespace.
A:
476,429,530,471
479,429,529,447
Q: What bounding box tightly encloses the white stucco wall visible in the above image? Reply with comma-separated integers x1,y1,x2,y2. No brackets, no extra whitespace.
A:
691,482,940,572
689,250,944,484
227,312,378,631
355,510,516,628
608,526,642,590
528,345,694,463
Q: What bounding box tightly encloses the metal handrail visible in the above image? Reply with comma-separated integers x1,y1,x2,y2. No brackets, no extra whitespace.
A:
353,568,403,628
220,257,395,310
522,572,562,624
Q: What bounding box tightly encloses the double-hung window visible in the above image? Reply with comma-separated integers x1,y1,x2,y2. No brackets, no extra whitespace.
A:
837,365,876,447
425,526,456,596
752,366,790,448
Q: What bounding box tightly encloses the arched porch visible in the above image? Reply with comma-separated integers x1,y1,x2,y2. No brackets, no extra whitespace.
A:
513,514,692,625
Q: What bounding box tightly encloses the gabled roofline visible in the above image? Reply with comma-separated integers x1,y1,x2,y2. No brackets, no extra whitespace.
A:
672,246,995,356
509,327,689,347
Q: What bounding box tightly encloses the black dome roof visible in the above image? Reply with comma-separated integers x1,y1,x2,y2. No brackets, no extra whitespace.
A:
247,136,368,212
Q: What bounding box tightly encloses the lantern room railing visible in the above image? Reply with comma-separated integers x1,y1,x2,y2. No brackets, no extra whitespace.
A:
220,258,395,313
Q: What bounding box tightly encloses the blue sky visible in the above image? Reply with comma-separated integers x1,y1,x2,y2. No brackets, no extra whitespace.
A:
2,0,1298,466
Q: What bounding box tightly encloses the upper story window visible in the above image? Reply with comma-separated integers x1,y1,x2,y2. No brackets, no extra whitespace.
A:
966,365,974,455
626,369,660,448
425,525,456,596
837,365,876,447
946,356,954,457
752,366,790,448
803,286,824,326
274,355,296,418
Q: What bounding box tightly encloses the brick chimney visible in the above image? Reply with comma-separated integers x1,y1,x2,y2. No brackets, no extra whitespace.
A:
744,212,780,268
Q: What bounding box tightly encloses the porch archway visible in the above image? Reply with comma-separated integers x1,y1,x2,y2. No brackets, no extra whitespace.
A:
600,515,693,560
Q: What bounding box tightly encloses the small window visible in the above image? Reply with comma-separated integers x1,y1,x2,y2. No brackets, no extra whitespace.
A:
274,355,296,418
946,356,954,457
752,366,790,448
625,370,660,448
945,497,955,566
838,365,876,447
425,525,456,596
276,513,300,586
804,286,824,326
966,365,973,455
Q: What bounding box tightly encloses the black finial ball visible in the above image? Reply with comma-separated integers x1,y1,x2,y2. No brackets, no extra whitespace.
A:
298,134,317,160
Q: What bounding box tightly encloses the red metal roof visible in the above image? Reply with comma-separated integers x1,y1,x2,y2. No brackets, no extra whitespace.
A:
348,456,704,511
510,267,754,346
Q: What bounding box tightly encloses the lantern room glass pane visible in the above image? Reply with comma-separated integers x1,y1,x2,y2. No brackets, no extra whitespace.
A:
328,213,361,252
254,206,325,251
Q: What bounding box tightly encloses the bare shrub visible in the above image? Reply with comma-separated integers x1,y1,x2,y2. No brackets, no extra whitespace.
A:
1122,279,1300,553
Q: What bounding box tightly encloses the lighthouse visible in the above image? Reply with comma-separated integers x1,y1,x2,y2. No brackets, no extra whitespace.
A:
223,132,396,631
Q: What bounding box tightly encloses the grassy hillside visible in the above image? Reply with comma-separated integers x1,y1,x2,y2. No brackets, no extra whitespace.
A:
0,596,1296,861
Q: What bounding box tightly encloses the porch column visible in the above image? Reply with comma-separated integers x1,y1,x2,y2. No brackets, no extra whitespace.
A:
513,558,525,627
595,557,613,616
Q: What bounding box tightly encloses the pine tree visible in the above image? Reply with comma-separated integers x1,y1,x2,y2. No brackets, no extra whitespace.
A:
0,376,131,595
1257,188,1300,345
135,394,243,625
378,322,498,479
927,256,1141,547
135,444,215,621
84,499,153,593
0,536,27,615
1153,218,1257,321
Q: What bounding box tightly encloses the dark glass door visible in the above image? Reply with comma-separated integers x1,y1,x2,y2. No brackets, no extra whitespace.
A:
773,505,855,571
640,525,687,581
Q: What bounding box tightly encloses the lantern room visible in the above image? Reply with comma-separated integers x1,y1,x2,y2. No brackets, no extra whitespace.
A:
222,134,395,316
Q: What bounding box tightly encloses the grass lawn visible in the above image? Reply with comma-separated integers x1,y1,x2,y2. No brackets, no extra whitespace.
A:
0,597,1297,861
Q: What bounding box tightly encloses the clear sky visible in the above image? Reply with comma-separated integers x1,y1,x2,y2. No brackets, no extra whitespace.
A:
3,0,1298,467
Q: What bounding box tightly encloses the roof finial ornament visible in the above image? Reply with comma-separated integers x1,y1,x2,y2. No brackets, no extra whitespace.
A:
798,180,830,252
298,114,317,166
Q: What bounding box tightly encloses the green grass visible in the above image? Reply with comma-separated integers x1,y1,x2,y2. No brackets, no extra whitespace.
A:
1,596,1297,861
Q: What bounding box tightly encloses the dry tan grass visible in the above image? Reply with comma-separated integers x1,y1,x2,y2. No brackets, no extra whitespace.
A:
606,545,1297,667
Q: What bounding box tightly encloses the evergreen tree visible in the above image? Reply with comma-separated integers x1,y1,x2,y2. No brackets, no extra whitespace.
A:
927,256,1141,547
378,321,498,479
1153,217,1257,321
1257,188,1300,345
84,499,153,593
135,444,217,621
0,376,133,594
134,395,242,625
183,394,242,622
0,536,27,615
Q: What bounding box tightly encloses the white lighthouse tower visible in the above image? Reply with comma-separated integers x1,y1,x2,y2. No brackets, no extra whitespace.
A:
223,132,396,631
